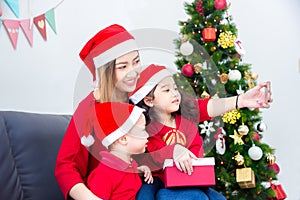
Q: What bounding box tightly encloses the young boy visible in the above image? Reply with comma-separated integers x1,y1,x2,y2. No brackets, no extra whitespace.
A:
87,102,153,200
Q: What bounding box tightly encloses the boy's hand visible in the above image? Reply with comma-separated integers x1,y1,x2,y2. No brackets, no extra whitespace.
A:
137,165,153,184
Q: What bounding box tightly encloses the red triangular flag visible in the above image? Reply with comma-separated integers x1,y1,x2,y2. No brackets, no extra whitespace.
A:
20,19,33,46
34,14,47,40
2,19,20,49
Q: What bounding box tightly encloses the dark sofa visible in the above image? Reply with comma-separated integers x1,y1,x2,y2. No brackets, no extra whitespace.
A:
0,111,71,200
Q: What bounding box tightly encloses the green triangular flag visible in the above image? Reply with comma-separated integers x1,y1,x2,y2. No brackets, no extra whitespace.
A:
5,0,19,18
45,8,56,34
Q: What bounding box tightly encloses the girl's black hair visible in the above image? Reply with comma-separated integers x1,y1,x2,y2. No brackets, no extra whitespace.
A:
132,80,199,124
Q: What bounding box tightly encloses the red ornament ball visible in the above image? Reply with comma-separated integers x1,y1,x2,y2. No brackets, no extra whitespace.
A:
182,64,194,77
252,131,260,141
268,163,280,174
214,0,227,10
0,6,2,17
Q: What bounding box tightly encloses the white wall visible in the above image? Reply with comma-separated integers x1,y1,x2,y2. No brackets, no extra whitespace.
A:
0,0,299,199
230,1,300,200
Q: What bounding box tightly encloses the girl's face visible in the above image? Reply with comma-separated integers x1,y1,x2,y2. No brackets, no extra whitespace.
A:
114,50,141,93
152,76,181,114
126,114,149,154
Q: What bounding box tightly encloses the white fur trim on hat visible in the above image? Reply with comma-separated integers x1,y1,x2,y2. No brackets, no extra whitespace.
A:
93,39,138,69
130,69,172,104
102,106,145,148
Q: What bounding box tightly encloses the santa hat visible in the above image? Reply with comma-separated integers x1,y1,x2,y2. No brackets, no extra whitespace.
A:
129,64,173,104
79,24,138,82
94,102,145,148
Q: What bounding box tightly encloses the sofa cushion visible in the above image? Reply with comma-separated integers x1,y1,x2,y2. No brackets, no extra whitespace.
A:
0,111,71,200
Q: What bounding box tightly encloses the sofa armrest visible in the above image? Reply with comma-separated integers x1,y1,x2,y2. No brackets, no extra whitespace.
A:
0,111,71,200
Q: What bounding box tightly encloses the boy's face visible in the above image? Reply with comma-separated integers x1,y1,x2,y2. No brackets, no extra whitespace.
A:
126,114,149,154
152,76,181,114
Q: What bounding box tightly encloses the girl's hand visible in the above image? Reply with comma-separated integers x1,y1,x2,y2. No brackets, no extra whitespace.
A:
137,165,154,184
173,144,197,175
239,81,272,109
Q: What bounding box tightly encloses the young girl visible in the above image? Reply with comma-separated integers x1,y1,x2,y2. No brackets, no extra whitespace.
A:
87,102,153,200
55,24,142,200
129,64,272,199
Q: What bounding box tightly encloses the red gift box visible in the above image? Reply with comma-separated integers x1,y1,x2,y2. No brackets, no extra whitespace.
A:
163,157,215,188
270,183,287,200
202,27,217,42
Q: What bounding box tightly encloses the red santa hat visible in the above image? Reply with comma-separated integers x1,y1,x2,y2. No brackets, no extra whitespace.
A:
129,64,173,104
79,24,138,82
94,102,145,148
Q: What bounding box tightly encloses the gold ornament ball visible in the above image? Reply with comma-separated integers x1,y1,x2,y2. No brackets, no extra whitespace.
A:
238,124,249,135
181,35,188,43
210,46,217,52
266,153,276,165
201,90,210,99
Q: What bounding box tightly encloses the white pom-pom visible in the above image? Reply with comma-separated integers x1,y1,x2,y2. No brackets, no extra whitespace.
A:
81,135,95,147
228,69,242,81
180,41,194,56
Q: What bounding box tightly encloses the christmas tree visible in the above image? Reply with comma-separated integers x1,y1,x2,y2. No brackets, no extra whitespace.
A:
174,0,286,199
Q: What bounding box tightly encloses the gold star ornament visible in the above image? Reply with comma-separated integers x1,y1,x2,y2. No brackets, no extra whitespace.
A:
229,130,244,145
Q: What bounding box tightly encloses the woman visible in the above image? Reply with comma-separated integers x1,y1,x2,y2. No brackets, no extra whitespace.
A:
55,24,142,200
55,24,272,200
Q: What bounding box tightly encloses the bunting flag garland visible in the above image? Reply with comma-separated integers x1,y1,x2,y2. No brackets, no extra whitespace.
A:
45,8,56,34
5,0,19,18
2,19,20,49
20,19,33,46
0,0,63,49
33,14,47,41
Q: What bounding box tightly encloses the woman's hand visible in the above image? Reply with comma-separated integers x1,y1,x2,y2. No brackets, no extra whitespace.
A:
69,183,103,200
137,165,154,184
239,81,272,109
173,144,197,175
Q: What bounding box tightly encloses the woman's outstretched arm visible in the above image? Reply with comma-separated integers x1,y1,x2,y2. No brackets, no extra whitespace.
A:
207,81,272,117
